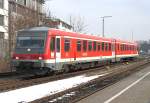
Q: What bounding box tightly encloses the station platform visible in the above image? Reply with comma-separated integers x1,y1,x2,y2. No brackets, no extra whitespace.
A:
77,64,150,103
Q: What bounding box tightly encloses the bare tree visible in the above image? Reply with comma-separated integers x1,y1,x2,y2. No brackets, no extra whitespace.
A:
69,15,87,33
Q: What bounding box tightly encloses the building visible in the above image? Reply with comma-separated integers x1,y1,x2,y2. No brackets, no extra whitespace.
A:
44,17,73,31
9,0,44,27
0,0,44,58
0,0,8,39
0,0,8,58
9,0,43,15
9,0,44,49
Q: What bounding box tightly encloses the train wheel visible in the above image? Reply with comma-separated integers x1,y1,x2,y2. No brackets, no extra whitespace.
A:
63,65,70,73
34,67,50,76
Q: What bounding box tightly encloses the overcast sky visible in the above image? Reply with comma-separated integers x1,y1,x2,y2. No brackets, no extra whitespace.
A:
44,0,150,41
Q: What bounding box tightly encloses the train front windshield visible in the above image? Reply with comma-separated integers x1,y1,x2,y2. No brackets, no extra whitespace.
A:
15,35,46,54
16,37,45,48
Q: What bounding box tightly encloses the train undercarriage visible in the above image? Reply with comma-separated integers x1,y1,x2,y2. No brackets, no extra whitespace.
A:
12,56,137,76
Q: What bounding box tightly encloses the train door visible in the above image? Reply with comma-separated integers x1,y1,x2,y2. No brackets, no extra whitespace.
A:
112,39,116,62
55,36,61,69
50,36,61,70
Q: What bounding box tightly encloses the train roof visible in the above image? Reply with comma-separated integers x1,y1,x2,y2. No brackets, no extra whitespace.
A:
18,26,137,45
18,26,50,32
49,29,136,45
49,29,111,41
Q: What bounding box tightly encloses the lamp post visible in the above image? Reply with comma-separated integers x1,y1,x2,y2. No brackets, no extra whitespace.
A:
100,16,112,37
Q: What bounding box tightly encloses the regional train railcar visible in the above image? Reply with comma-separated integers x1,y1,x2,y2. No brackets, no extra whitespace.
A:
52,29,115,71
12,27,138,75
115,39,138,61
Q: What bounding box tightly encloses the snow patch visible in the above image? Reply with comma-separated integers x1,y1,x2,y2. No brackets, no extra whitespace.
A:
0,73,108,103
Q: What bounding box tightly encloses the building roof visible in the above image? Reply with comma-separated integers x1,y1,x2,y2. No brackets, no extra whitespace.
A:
44,17,72,29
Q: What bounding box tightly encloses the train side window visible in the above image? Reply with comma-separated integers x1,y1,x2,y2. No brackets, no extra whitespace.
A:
102,42,104,51
93,41,97,51
109,43,111,51
124,45,126,51
118,44,120,51
83,40,87,52
123,45,125,51
77,40,81,52
50,37,55,52
121,44,123,51
120,45,122,51
88,41,92,51
105,43,108,51
128,45,130,51
107,43,109,51
98,42,101,51
56,38,60,52
130,45,131,51
64,39,70,52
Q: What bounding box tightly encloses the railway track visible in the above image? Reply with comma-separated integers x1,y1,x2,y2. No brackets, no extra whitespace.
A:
0,59,142,92
29,59,150,103
0,71,18,78
0,61,125,92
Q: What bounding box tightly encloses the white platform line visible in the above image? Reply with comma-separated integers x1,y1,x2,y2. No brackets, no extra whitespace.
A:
104,71,150,103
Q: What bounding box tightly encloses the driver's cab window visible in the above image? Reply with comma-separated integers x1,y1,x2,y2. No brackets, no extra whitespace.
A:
56,38,60,52
50,37,55,52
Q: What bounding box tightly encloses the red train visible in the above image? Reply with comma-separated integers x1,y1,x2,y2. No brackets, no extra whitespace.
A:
12,27,138,75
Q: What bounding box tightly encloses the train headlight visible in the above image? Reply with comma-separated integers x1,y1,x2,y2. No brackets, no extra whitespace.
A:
39,57,42,60
16,57,19,60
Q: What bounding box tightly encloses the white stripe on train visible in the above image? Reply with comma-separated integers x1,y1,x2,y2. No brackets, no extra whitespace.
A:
44,54,138,63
